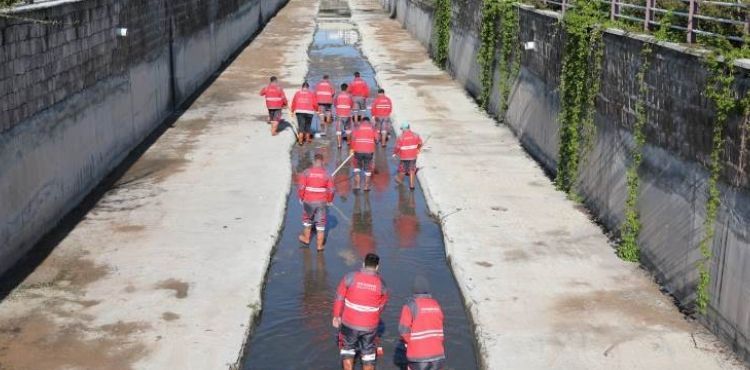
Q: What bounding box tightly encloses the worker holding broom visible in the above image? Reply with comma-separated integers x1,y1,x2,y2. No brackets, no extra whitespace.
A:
298,153,335,251
393,122,423,190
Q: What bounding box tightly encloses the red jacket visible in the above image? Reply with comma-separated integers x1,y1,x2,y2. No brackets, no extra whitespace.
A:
399,294,445,362
335,92,354,117
370,94,392,118
260,83,288,109
291,88,318,114
394,130,422,160
351,123,377,154
333,269,388,331
298,166,334,203
349,77,370,98
315,80,335,104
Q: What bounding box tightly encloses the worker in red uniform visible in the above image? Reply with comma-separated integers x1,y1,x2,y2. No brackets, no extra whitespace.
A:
335,83,354,148
291,81,319,145
398,276,446,370
259,76,288,136
350,117,378,191
349,71,370,124
315,74,335,128
298,153,335,251
370,88,393,147
393,122,423,190
333,253,389,370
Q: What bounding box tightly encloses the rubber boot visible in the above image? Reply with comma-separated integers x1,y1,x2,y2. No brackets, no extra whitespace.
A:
342,358,355,370
298,227,311,245
364,175,371,192
316,232,325,251
395,173,404,185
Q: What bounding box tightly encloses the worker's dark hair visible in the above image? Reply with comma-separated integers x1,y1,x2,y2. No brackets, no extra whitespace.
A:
314,153,324,162
354,71,360,77
364,253,380,268
378,88,385,94
341,83,348,90
270,76,277,82
323,74,329,79
302,81,309,88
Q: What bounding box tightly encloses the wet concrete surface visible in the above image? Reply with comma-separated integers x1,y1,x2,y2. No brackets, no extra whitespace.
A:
240,4,479,369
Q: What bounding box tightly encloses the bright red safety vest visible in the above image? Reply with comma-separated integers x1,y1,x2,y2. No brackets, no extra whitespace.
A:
298,167,334,203
315,80,335,104
394,130,422,160
333,269,389,332
398,294,445,363
351,123,377,154
370,94,392,118
260,83,288,109
335,92,354,117
349,77,370,98
291,88,318,114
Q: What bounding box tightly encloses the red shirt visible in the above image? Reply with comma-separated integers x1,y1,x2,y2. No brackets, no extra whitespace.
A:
335,92,354,117
297,166,334,203
259,83,288,109
333,269,388,331
349,77,370,98
291,88,318,114
394,130,423,160
315,80,335,104
370,94,392,118
351,123,377,154
399,294,445,362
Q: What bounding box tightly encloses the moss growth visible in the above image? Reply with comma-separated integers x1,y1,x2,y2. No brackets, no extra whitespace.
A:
433,0,452,67
554,1,605,194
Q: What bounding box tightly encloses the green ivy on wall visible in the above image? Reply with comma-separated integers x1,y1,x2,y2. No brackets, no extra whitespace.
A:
617,19,674,262
554,1,605,195
695,39,749,314
478,0,519,113
433,0,452,67
617,42,652,262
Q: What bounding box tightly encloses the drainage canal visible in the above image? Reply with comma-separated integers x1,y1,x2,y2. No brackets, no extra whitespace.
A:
241,2,479,368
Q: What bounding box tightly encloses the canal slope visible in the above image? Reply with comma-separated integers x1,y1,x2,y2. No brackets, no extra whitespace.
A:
0,0,316,368
241,2,479,369
349,0,747,368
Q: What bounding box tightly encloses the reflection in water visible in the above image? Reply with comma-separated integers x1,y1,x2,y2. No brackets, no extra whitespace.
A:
351,192,375,258
301,249,330,343
241,4,478,369
394,186,419,248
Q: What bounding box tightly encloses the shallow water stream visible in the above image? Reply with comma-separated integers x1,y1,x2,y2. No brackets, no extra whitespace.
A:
241,2,479,368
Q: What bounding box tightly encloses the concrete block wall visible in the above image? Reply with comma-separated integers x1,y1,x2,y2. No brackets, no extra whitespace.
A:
0,0,287,276
383,0,750,362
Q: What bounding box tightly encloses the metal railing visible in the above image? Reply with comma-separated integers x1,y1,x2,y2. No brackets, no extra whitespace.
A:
539,0,748,44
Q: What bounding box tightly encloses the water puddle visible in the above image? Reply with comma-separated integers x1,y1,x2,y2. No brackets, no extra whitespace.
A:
241,1,479,368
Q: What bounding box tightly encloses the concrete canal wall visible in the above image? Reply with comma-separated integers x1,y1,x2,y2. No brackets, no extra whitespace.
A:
0,0,287,275
382,0,750,362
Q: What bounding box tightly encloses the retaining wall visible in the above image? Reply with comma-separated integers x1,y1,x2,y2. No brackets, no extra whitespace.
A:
0,0,287,275
382,0,750,362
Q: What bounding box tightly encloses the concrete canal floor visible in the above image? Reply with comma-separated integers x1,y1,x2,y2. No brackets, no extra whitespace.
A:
0,0,747,369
